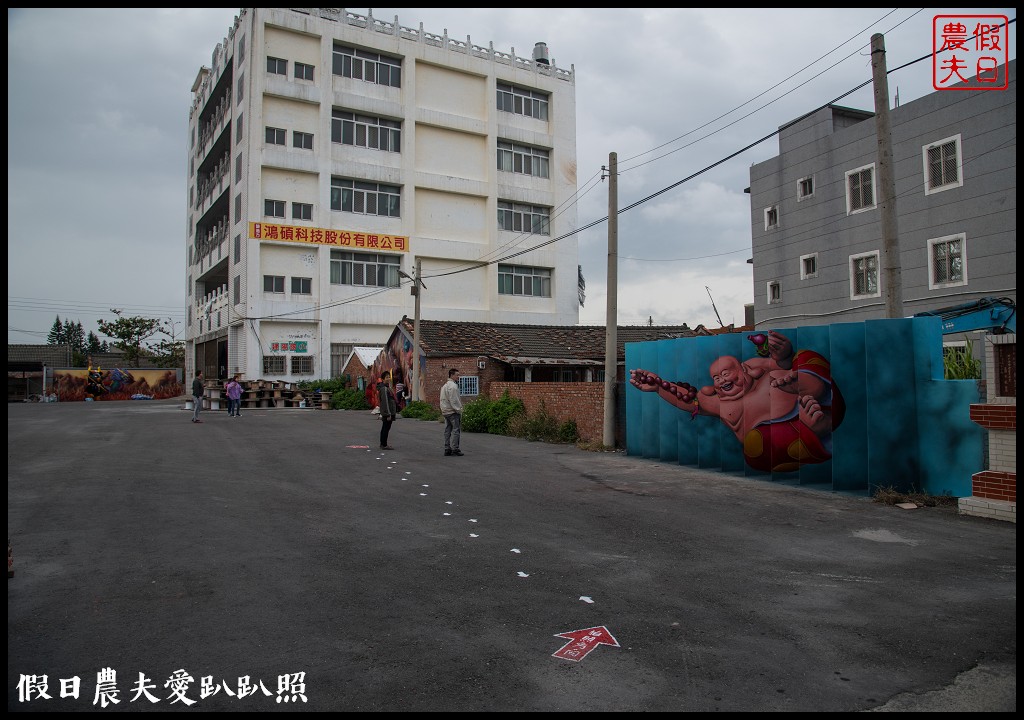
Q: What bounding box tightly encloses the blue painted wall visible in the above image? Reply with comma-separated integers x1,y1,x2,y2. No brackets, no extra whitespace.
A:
624,317,985,497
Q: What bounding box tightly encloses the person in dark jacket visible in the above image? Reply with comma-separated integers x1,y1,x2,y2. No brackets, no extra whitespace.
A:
191,370,204,423
377,371,398,450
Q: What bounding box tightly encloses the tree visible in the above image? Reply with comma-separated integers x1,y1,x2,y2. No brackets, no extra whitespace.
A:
47,316,65,345
66,321,86,356
86,332,108,355
97,309,163,368
151,337,185,369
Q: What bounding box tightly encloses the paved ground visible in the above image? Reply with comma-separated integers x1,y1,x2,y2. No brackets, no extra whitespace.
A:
7,398,1016,712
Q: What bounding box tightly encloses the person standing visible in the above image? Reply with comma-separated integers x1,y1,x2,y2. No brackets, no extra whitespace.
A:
440,368,463,456
225,375,243,417
191,370,205,423
377,371,398,450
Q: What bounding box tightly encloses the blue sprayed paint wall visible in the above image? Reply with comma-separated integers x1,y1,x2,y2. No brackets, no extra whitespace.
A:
625,317,985,497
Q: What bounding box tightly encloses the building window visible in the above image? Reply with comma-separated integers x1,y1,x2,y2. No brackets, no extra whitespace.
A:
235,113,243,144
264,199,285,218
797,176,814,200
458,375,479,396
767,280,781,304
237,35,245,61
294,62,314,81
292,355,314,375
266,127,286,145
846,164,875,214
498,264,552,297
237,74,244,104
263,275,285,293
849,251,880,299
267,56,287,76
331,110,401,152
291,277,312,295
923,134,963,195
332,43,401,87
498,201,550,235
496,82,549,120
331,343,354,378
233,234,240,263
235,154,242,183
330,178,400,217
263,356,286,375
764,206,779,230
233,275,240,304
497,140,550,178
928,233,967,289
234,194,241,217
800,253,818,280
293,131,313,150
292,202,313,221
330,250,401,288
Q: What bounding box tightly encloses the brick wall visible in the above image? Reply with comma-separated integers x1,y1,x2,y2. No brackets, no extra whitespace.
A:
965,334,1016,509
488,381,609,444
970,470,1016,502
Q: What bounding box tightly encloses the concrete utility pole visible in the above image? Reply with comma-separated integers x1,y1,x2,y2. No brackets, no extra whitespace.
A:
871,33,904,318
603,153,618,448
400,259,426,402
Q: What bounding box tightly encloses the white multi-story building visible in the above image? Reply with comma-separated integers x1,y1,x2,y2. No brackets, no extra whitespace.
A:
186,8,578,382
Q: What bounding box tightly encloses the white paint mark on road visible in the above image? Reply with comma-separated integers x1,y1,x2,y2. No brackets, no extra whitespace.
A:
517,572,529,577
853,528,920,546
580,596,594,604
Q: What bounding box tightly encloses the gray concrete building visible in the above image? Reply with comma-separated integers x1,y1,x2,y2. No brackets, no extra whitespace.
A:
748,60,1015,332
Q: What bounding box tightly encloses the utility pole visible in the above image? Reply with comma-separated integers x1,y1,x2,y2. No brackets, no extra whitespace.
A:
603,153,618,448
871,33,904,318
400,259,426,402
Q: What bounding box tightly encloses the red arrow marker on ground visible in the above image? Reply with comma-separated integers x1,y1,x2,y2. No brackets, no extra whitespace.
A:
551,626,620,662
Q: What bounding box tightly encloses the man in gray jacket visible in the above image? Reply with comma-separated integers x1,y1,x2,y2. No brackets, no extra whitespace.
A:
440,368,463,456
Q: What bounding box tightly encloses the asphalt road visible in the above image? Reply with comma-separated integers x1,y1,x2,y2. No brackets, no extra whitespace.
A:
7,399,1016,712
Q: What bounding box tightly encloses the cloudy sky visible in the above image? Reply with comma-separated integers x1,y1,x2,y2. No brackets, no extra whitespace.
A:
7,8,1016,344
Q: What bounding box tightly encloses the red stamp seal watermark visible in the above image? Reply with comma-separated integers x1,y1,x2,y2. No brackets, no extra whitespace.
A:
933,15,1010,90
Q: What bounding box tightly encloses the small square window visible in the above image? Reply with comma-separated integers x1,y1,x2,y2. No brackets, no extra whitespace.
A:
458,376,479,396
846,165,876,214
292,203,313,221
927,233,967,289
267,57,287,76
263,275,285,293
767,281,781,304
764,206,779,230
291,277,312,295
923,135,964,195
293,131,313,150
292,355,314,375
264,199,285,218
295,62,315,81
797,176,814,200
263,356,286,375
266,127,286,145
800,253,818,280
849,251,880,299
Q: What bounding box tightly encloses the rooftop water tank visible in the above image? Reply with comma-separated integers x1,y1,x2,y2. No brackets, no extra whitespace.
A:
533,42,550,65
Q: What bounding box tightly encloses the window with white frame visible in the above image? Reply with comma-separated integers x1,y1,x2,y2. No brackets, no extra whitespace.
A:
764,206,779,230
264,199,285,218
849,251,880,298
928,233,967,289
292,202,312,221
331,343,354,377
331,110,401,152
923,134,963,195
330,177,400,217
498,201,550,235
293,131,313,150
800,253,818,280
497,140,550,178
294,62,314,81
291,356,314,375
263,275,285,293
767,280,781,304
291,277,312,295
498,264,552,297
496,82,549,120
267,57,287,76
265,127,286,145
846,164,876,213
332,43,401,87
263,356,286,375
797,176,814,201
458,375,479,396
329,250,401,288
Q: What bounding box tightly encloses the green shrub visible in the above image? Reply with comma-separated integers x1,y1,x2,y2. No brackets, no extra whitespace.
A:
487,391,526,435
330,388,370,410
401,400,441,421
943,343,981,380
558,419,580,444
296,378,350,395
461,397,492,433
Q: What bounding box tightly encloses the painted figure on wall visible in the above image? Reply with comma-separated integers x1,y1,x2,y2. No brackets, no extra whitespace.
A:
85,364,109,401
629,331,845,473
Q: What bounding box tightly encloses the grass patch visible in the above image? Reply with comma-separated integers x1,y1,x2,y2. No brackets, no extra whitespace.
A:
872,485,958,508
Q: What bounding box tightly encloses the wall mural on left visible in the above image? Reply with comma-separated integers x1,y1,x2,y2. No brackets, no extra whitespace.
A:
54,366,184,401
630,330,845,473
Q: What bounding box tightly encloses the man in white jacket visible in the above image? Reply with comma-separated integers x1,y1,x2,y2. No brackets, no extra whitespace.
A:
439,368,464,456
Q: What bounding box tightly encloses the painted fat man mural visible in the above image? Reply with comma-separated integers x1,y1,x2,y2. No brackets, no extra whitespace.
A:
630,331,845,473
625,318,986,498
